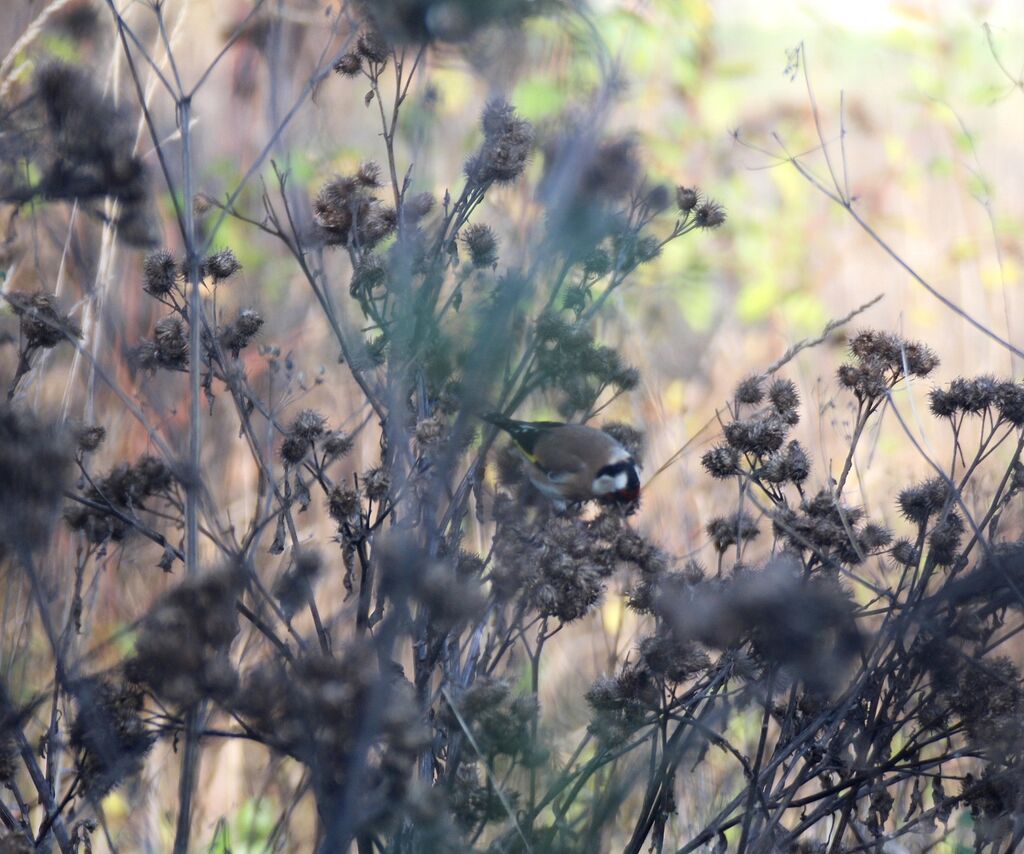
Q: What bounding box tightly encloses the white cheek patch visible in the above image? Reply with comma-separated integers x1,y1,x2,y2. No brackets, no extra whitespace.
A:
592,471,628,495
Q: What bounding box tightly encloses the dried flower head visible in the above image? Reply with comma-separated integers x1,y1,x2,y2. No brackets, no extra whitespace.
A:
898,477,952,526
127,564,244,706
280,434,310,466
220,308,264,357
768,378,800,417
735,375,765,405
289,409,327,442
928,511,964,567
464,99,534,185
203,248,242,281
363,466,391,500
707,513,760,553
585,664,659,742
491,511,623,622
644,183,672,212
634,234,661,263
639,633,711,683
334,52,363,76
890,538,920,567
323,430,354,458
328,485,362,522
405,192,435,221
357,160,383,188
414,415,446,446
837,363,888,401
234,639,425,835
702,445,740,479
142,249,178,297
65,454,175,545
663,557,860,693
135,315,189,372
313,172,396,249
75,423,106,453
70,678,153,799
859,522,893,551
851,330,938,376
723,415,787,457
694,199,726,229
676,185,701,212
462,223,499,268
760,440,811,485
8,291,81,350
356,29,390,63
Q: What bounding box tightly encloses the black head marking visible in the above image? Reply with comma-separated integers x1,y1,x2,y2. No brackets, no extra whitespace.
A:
596,459,641,502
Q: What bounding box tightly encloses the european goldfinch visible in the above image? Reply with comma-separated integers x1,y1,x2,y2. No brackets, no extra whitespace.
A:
483,413,640,507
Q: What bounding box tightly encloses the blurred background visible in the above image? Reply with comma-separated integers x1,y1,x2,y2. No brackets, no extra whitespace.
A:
3,0,1024,849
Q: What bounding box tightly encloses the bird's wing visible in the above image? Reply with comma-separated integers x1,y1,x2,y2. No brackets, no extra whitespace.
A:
531,427,593,478
542,466,580,484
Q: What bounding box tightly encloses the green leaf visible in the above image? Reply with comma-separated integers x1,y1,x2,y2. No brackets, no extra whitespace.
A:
512,76,568,121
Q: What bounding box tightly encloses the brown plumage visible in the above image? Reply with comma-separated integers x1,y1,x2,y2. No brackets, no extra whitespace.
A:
483,414,640,506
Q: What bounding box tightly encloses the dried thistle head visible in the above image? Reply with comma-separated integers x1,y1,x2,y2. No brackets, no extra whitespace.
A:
328,484,362,523
220,307,264,357
142,249,178,297
639,633,711,683
356,29,390,64
657,557,861,693
464,99,534,185
126,564,244,707
75,423,106,453
768,378,800,418
897,477,952,527
462,223,499,268
280,433,310,466
202,248,242,281
151,316,190,371
363,466,391,500
585,664,659,742
839,330,938,402
702,445,740,479
234,639,426,835
734,375,765,405
312,170,396,248
70,678,153,799
694,199,727,229
334,52,363,76
323,430,354,459
65,454,175,545
676,185,701,212
723,415,787,457
491,511,624,622
289,409,327,442
8,290,81,350
706,513,760,553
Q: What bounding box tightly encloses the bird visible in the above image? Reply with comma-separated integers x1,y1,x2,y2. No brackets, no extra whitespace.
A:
482,413,640,508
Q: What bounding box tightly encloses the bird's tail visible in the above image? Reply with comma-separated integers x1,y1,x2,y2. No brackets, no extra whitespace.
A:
479,411,518,432
478,412,552,456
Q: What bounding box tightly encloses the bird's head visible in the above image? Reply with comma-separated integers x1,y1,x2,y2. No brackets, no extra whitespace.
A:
593,459,641,504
